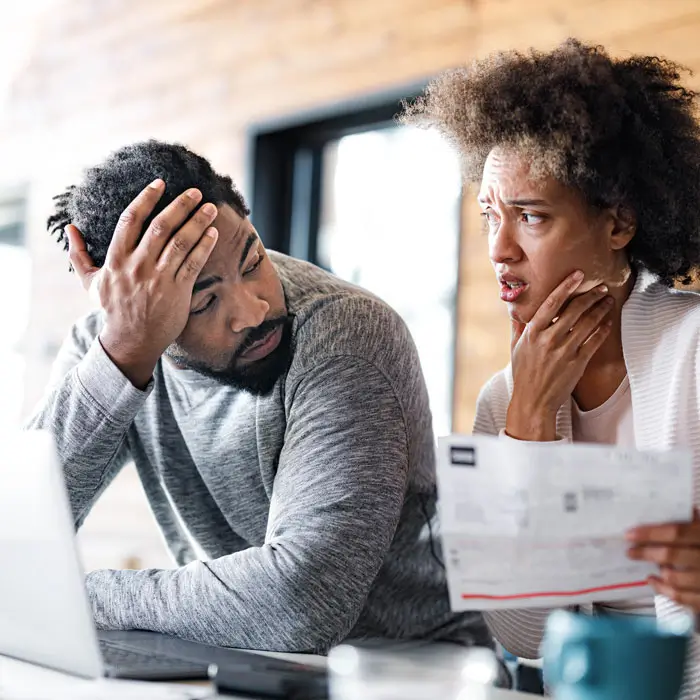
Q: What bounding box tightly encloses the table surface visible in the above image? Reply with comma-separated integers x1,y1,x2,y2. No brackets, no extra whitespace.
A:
248,649,535,698
0,651,536,699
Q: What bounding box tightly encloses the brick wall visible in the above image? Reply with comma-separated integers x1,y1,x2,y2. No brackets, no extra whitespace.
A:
3,0,700,568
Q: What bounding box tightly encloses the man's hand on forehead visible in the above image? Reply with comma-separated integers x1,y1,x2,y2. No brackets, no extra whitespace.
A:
65,181,220,389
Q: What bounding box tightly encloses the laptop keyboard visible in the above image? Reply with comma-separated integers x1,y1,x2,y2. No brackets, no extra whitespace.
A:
99,639,207,672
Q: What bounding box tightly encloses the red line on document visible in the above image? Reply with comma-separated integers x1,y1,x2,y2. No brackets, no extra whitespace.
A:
461,580,649,601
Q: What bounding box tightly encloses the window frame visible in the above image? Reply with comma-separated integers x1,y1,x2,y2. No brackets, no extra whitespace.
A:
246,82,432,260
245,83,463,432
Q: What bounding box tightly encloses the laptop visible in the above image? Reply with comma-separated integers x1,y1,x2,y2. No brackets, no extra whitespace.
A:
0,429,327,684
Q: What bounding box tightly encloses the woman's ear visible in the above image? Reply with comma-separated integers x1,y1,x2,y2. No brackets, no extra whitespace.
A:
608,205,636,251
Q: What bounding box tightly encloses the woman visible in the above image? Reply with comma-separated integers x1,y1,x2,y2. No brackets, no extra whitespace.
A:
404,39,700,694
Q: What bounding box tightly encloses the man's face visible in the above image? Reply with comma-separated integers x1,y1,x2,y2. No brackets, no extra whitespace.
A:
165,204,291,395
479,148,629,324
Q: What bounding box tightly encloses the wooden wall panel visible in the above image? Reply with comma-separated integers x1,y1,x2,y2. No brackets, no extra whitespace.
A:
2,0,699,565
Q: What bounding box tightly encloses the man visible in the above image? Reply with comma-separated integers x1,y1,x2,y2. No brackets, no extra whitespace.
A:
30,140,487,654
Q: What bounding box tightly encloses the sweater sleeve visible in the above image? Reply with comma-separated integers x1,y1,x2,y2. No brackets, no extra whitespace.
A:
83,355,411,653
23,315,151,527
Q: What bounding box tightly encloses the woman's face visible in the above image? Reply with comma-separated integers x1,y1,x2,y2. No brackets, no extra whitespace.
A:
479,148,633,324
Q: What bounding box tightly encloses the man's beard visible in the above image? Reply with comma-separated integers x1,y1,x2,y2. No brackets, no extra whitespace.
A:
169,315,294,396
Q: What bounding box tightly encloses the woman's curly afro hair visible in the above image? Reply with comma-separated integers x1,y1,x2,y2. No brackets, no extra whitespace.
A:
402,39,700,286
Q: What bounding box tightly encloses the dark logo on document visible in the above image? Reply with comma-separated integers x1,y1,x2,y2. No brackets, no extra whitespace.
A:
450,446,476,468
563,492,579,513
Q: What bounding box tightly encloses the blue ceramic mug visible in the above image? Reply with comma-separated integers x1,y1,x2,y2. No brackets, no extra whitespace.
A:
542,610,692,700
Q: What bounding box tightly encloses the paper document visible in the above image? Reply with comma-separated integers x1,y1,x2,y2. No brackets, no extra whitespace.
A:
436,435,693,610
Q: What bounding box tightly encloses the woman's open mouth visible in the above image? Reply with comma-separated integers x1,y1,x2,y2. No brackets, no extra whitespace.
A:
498,274,529,303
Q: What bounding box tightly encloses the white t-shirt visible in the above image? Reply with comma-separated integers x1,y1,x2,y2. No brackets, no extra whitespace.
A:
572,375,656,617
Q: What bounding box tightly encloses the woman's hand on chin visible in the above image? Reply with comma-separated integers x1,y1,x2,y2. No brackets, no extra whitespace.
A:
505,270,614,442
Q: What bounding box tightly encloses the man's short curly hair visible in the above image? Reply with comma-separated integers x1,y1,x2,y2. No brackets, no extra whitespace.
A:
402,38,700,285
47,140,250,268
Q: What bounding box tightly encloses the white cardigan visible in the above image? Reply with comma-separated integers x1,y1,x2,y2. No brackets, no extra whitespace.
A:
474,270,700,696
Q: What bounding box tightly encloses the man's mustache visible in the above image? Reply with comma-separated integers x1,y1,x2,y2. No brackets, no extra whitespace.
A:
234,315,292,359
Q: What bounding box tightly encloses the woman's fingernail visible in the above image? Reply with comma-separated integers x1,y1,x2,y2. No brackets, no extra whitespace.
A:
149,178,164,189
573,270,584,281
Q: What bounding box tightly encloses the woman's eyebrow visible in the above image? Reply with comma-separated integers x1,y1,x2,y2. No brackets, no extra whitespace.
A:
503,198,550,207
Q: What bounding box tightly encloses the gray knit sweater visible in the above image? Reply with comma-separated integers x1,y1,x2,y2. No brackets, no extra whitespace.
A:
26,252,488,654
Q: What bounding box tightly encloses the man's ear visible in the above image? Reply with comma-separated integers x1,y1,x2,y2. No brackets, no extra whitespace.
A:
608,205,636,251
